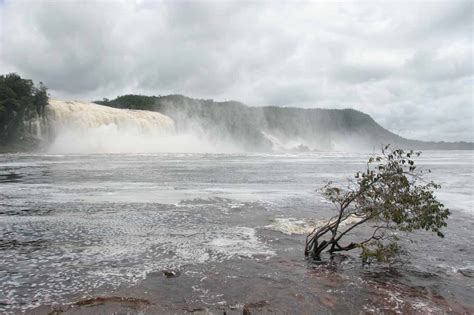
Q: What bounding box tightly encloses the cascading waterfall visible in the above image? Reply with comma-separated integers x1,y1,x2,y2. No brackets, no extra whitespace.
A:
47,100,175,134
26,116,45,140
43,99,204,154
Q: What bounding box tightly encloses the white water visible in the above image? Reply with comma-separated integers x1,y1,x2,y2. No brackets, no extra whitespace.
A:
46,100,230,154
265,214,364,235
261,131,311,151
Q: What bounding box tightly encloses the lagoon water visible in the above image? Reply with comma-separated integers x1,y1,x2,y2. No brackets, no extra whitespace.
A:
0,151,473,313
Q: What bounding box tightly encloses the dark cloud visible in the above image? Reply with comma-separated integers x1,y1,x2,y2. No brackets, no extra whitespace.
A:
0,0,472,141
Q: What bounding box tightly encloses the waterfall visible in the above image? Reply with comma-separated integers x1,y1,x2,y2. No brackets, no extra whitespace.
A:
45,99,182,153
47,99,175,134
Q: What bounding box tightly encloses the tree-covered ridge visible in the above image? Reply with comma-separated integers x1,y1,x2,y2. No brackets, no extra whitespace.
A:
96,94,473,151
97,94,158,110
0,73,48,146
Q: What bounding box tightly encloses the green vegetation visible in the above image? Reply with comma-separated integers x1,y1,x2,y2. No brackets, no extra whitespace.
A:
305,145,450,264
0,73,48,148
96,94,157,111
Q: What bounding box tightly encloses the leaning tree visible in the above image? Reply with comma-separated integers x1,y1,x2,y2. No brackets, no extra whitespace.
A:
305,145,450,264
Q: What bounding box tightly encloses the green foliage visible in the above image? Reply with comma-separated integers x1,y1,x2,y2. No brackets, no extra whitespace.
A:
305,145,450,264
360,241,402,264
0,73,49,146
95,94,157,110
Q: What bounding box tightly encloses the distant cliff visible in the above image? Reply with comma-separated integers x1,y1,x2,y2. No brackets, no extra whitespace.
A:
96,94,473,151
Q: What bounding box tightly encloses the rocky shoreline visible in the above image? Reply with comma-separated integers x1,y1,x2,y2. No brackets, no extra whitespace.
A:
26,259,474,315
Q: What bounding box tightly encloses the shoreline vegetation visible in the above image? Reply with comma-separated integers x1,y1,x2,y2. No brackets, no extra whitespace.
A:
0,73,48,151
305,146,449,263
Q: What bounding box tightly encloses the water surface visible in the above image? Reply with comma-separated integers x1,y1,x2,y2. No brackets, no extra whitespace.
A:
0,152,473,313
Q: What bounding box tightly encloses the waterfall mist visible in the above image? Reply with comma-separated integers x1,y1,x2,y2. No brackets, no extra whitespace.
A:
38,97,471,154
44,100,239,154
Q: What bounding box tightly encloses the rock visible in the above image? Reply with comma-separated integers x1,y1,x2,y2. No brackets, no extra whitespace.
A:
162,269,181,278
242,300,269,314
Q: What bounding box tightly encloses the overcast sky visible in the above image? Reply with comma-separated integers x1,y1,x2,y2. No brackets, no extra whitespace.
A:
0,0,472,141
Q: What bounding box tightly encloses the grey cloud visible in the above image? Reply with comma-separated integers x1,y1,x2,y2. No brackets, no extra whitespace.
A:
403,49,473,82
0,0,472,142
331,63,394,84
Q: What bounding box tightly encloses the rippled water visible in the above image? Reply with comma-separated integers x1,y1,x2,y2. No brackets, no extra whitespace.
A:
0,152,473,313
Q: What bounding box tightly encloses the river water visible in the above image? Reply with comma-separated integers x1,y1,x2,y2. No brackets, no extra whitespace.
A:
0,151,472,314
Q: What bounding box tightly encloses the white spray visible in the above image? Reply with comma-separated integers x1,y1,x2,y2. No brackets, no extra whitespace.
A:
45,100,236,154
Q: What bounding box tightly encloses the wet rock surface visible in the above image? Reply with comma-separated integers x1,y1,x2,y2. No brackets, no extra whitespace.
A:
26,256,474,314
162,269,182,278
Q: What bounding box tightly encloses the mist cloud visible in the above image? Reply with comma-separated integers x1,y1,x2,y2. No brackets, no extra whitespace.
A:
0,0,472,141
